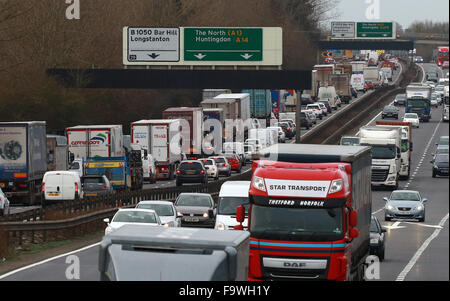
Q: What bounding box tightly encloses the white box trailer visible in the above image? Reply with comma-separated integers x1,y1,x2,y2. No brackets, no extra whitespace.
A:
131,120,181,180
214,94,251,121
66,125,124,160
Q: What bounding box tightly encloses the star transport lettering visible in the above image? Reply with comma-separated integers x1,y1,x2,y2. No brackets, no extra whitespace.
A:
265,179,331,198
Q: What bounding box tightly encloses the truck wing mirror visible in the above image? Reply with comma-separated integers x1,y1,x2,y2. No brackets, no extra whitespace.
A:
349,228,359,239
349,210,358,227
236,205,245,223
410,142,413,152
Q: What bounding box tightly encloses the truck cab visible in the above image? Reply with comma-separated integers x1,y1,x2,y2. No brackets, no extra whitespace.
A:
359,126,402,189
241,144,372,281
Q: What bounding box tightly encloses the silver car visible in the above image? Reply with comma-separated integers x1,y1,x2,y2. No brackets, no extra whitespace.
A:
0,187,10,216
209,156,231,177
384,190,427,222
136,200,182,227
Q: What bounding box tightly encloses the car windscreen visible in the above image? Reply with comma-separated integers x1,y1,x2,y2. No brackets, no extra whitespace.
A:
201,160,214,166
112,211,157,224
390,192,420,201
218,197,250,215
70,162,80,170
244,146,253,152
407,100,428,108
435,154,449,163
396,94,406,100
404,114,418,119
179,162,203,170
384,106,397,112
307,105,319,110
136,204,174,216
439,137,449,146
211,157,225,164
370,219,379,232
250,205,343,241
175,195,212,207
341,138,360,146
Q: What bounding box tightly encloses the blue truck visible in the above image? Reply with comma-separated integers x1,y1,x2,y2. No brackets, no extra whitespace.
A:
406,84,432,122
242,89,272,125
0,122,47,205
84,154,143,192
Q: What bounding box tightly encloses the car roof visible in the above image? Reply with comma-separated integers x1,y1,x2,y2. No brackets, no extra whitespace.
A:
116,208,157,214
391,190,419,194
137,201,174,206
219,181,251,197
178,193,212,197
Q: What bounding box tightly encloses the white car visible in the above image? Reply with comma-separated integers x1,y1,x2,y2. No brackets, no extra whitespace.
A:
304,109,317,124
306,104,323,120
268,126,286,143
317,103,328,116
136,201,182,228
0,187,10,216
200,158,219,180
403,113,420,128
104,209,161,235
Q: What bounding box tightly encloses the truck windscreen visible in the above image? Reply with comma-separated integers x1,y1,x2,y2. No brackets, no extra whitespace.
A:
250,205,343,242
407,99,429,107
363,145,396,159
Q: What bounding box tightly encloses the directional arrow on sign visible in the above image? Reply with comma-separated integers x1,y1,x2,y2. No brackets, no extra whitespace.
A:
194,53,206,60
384,221,406,230
241,53,253,60
148,53,160,59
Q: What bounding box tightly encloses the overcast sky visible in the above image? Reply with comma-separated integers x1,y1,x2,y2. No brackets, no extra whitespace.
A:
332,0,449,29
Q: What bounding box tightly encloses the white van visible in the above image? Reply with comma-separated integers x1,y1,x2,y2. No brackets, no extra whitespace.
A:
42,171,83,203
215,181,250,230
318,86,339,110
351,74,365,92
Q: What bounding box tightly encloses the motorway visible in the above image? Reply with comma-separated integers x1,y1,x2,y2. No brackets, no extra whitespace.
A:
3,63,446,281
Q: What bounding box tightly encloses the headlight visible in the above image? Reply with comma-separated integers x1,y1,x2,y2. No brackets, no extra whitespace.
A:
252,176,266,192
415,205,424,211
370,238,379,244
216,223,226,231
387,205,395,211
203,212,209,218
105,226,114,235
328,179,343,194
163,223,170,228
388,175,396,181
177,211,183,216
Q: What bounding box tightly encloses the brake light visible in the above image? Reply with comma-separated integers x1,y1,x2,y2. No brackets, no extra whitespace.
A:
148,164,152,167
103,185,107,189
223,163,228,167
287,127,291,131
75,182,79,193
201,170,205,174
176,170,181,175
41,182,45,193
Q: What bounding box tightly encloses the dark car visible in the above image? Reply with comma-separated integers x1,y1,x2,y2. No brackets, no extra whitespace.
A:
431,154,449,178
351,87,358,98
174,193,216,227
394,94,407,106
318,100,332,114
301,94,314,106
370,216,386,261
299,112,312,129
176,160,208,186
81,175,113,197
426,72,439,83
279,122,295,139
382,105,399,119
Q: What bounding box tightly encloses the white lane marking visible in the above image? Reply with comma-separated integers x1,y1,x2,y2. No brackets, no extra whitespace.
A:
373,208,384,215
384,221,406,230
396,213,449,281
403,222,443,229
0,242,101,280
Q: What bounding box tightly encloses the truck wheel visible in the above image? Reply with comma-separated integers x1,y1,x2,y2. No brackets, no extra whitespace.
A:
385,216,391,222
176,180,182,187
0,209,3,217
379,248,385,262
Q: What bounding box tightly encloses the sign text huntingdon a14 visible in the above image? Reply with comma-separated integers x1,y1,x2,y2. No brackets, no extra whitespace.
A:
184,28,263,61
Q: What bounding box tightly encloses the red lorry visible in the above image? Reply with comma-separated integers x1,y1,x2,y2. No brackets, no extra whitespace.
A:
381,61,394,71
238,144,372,281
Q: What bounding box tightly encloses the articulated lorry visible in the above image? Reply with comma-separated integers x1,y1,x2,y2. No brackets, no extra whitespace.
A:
242,89,272,125
359,126,402,189
241,144,372,281
376,122,413,180
0,122,47,205
66,125,124,160
406,84,432,122
131,120,181,180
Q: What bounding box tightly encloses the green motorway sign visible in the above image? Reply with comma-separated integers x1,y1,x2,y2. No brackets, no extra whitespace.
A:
356,22,395,39
184,28,263,61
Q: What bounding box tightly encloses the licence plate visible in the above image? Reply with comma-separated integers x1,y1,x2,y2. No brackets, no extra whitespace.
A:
397,211,410,215
186,171,196,175
48,192,60,197
0,183,4,188
85,193,97,197
184,217,199,222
